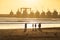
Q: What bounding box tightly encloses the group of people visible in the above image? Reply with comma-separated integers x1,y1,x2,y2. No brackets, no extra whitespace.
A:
24,23,41,32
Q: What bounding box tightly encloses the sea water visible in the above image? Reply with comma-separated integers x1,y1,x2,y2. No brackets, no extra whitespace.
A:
0,23,60,29
0,18,60,29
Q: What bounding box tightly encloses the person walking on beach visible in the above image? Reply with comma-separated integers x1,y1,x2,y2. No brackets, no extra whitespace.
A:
35,24,37,31
24,23,27,32
38,23,42,32
32,24,34,31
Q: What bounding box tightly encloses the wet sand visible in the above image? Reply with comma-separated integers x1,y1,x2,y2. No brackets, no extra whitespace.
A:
0,28,60,40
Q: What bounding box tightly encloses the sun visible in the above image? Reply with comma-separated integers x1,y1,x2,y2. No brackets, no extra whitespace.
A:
22,0,38,8
25,0,37,4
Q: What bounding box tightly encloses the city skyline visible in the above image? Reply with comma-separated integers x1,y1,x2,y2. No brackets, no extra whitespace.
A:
0,8,59,18
0,0,60,14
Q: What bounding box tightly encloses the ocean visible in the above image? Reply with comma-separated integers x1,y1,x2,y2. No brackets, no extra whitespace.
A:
0,18,60,29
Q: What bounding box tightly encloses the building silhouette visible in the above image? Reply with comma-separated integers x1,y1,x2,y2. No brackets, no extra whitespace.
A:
35,11,40,18
46,10,52,18
52,10,58,18
9,10,14,17
0,8,59,18
29,11,35,18
22,9,28,18
10,10,14,15
16,9,21,17
40,11,46,18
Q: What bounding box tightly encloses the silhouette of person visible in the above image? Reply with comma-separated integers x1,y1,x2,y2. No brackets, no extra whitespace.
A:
35,24,37,31
38,23,42,32
24,23,27,32
32,24,34,31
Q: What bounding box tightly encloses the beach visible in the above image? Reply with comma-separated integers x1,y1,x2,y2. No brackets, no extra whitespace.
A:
0,28,60,40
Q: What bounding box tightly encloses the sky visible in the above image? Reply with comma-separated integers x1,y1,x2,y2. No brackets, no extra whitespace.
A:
0,0,60,14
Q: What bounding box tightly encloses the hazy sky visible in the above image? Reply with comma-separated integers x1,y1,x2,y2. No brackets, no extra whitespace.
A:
0,0,60,14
